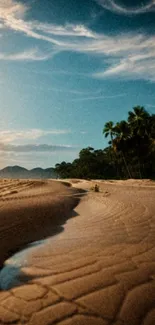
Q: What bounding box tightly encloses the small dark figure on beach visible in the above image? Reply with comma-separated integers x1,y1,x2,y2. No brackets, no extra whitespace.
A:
94,184,99,192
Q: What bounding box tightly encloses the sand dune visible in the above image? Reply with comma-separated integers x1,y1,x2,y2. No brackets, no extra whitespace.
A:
0,179,155,324
0,179,81,268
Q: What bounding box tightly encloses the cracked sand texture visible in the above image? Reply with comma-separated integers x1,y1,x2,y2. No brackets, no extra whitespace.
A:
0,178,155,325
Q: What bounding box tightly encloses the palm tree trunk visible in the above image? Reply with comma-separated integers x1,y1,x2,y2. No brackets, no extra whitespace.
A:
138,158,142,179
121,151,132,178
111,134,121,179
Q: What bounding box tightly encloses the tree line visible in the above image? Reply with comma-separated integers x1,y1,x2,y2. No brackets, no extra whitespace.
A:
54,106,155,179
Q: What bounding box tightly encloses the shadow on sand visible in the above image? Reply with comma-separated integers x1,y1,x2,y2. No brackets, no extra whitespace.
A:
0,208,80,291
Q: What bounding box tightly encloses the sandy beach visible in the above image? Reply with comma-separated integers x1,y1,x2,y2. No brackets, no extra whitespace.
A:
0,178,155,324
0,179,81,268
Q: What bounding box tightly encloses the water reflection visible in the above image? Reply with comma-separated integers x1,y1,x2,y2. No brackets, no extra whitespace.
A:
0,238,48,290
0,264,25,290
0,207,81,290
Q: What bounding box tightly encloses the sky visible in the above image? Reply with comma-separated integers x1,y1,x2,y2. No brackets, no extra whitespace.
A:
0,0,155,169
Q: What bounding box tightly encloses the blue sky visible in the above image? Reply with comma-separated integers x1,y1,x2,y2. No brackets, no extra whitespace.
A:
0,0,155,168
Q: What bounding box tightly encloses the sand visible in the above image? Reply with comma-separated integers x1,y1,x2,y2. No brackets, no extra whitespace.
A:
0,178,155,325
0,179,81,268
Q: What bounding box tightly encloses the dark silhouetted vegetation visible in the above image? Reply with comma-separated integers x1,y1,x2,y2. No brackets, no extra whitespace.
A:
54,106,155,179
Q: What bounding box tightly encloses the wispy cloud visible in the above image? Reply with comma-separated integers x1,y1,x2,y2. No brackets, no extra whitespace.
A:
0,0,26,18
70,93,125,101
0,129,71,143
35,23,97,38
0,143,77,153
95,0,155,15
31,84,95,95
146,104,155,108
0,48,55,61
94,50,155,81
0,0,96,43
0,127,76,154
1,0,155,82
0,0,97,61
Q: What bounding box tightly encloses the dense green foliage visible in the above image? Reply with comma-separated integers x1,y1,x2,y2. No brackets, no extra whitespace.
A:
54,106,155,179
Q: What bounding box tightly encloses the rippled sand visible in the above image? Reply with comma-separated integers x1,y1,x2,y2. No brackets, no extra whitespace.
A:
0,178,155,325
0,179,80,268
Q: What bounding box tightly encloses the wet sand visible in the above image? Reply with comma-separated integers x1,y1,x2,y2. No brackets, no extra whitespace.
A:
0,178,155,325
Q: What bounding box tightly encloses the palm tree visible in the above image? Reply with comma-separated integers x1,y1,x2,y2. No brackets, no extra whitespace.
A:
103,121,116,144
103,121,121,178
128,106,150,136
128,106,151,178
113,121,132,178
114,120,131,140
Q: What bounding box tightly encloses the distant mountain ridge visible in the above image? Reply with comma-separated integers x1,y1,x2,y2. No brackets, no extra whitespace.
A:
0,165,57,179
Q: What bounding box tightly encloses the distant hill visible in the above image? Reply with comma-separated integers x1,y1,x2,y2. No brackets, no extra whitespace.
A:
0,165,57,179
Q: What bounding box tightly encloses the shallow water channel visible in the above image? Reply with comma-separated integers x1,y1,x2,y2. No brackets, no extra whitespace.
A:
0,239,47,290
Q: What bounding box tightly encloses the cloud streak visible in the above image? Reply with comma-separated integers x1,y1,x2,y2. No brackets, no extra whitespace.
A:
0,0,155,81
0,0,96,43
146,104,155,108
35,23,97,38
0,127,75,154
0,48,55,61
0,143,77,153
0,0,97,61
96,0,155,15
0,129,71,143
70,93,125,101
94,50,155,81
